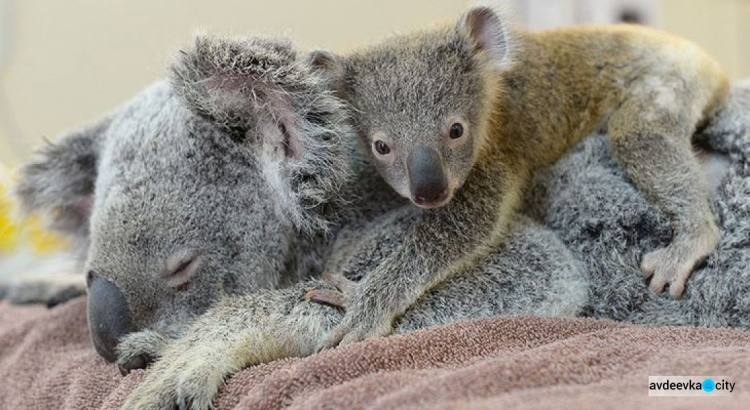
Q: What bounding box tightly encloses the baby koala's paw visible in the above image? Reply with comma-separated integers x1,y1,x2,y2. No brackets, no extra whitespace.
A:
324,310,394,348
641,226,719,298
316,274,395,348
117,329,171,375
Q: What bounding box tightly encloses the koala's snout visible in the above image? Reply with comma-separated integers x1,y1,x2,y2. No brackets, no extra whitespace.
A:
407,146,450,208
87,273,134,363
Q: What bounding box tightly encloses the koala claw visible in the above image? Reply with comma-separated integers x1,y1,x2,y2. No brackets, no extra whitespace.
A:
641,231,717,298
118,353,153,376
305,272,357,309
305,289,348,309
116,330,170,375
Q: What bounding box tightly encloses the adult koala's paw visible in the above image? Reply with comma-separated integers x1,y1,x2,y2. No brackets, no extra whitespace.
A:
117,330,171,375
122,344,230,410
122,327,242,410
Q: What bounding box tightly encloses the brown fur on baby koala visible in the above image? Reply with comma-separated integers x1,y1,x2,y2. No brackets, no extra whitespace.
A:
311,5,729,345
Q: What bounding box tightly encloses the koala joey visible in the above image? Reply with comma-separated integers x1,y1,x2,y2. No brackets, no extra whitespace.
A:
13,34,401,371
308,5,730,345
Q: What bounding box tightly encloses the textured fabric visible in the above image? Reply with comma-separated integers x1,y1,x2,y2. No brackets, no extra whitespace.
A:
1,298,748,409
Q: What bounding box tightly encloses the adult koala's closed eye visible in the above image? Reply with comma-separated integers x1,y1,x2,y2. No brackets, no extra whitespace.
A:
13,35,373,369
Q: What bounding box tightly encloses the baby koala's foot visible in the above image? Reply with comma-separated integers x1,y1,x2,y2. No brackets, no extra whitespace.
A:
116,329,171,375
641,224,719,298
307,273,393,347
304,272,356,309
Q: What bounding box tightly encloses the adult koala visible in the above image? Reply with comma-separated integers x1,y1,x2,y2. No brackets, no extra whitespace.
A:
12,35,401,366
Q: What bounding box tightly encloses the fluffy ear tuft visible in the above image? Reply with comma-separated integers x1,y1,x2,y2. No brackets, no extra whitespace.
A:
171,34,316,137
458,6,514,68
14,117,108,248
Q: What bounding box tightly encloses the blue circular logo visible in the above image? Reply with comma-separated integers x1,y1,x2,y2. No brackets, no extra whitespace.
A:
703,379,715,392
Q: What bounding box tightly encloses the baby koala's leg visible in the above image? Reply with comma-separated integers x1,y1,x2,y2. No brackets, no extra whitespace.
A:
608,99,719,298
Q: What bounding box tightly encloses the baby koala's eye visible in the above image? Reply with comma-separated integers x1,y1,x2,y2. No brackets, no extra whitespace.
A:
373,140,391,156
449,123,464,139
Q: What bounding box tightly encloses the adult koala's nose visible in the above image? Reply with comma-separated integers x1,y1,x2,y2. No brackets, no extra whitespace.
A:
86,272,134,363
407,146,449,208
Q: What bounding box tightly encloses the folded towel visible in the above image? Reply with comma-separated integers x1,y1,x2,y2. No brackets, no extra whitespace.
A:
1,298,747,410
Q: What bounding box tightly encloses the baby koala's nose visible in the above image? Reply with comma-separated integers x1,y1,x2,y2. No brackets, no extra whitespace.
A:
87,272,134,362
407,146,450,208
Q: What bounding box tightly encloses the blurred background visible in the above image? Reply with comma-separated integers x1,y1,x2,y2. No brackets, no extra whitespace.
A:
0,0,748,267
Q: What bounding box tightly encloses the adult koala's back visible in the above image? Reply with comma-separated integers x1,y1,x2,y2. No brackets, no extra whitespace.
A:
524,81,750,328
14,35,400,365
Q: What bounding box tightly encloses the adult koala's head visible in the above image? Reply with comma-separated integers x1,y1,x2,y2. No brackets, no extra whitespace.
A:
15,35,352,363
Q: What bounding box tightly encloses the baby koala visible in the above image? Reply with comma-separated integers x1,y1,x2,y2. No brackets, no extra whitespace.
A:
312,5,729,345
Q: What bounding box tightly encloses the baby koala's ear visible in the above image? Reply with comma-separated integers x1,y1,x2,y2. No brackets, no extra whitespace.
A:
458,6,513,69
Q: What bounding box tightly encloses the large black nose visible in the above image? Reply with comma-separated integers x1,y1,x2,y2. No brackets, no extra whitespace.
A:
407,146,449,206
87,273,133,362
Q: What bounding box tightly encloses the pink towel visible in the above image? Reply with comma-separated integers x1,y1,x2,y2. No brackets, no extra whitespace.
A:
1,298,748,409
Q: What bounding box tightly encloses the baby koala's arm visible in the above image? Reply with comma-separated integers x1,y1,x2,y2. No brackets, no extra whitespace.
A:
325,162,523,346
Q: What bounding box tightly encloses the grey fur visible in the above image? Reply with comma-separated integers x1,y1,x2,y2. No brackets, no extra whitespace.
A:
122,68,750,409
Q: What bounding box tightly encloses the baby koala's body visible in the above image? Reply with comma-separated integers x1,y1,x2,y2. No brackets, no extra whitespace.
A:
314,6,729,345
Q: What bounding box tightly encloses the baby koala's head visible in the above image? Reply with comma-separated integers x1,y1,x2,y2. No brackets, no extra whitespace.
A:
313,6,515,208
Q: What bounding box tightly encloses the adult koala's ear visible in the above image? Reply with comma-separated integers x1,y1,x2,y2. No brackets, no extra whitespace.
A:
307,50,352,99
15,117,109,250
457,6,515,69
172,35,353,232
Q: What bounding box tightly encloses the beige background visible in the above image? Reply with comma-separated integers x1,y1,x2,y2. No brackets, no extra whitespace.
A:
0,0,748,166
